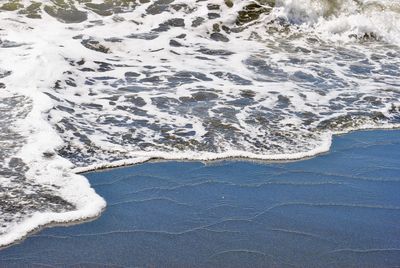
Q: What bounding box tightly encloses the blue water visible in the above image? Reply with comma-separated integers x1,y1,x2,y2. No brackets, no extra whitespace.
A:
0,130,400,267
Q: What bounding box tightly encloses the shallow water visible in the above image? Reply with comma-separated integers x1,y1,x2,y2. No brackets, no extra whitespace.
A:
0,130,399,267
1,0,400,246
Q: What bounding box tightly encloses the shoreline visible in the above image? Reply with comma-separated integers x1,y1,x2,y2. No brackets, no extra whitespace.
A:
1,126,399,251
1,128,399,266
0,209,105,251
73,125,400,174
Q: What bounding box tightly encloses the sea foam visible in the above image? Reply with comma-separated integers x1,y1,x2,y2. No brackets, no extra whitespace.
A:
0,0,399,247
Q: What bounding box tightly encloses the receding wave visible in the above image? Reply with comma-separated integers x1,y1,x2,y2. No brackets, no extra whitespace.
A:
0,0,399,247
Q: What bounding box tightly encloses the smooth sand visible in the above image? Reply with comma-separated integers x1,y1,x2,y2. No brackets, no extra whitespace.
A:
0,130,399,267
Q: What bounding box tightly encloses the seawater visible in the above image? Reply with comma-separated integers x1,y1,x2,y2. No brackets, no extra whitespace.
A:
0,0,399,247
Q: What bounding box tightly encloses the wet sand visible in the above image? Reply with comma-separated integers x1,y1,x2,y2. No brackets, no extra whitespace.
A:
0,130,399,267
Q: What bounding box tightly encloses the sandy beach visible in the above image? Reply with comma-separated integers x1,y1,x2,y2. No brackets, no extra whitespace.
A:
1,129,399,267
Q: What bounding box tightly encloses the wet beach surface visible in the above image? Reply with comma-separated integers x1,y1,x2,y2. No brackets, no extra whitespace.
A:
0,130,399,267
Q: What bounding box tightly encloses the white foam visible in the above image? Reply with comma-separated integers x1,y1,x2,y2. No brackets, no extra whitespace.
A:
0,14,105,247
272,0,400,43
0,0,399,248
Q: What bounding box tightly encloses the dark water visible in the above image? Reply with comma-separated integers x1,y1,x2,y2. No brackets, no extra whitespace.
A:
0,130,399,267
